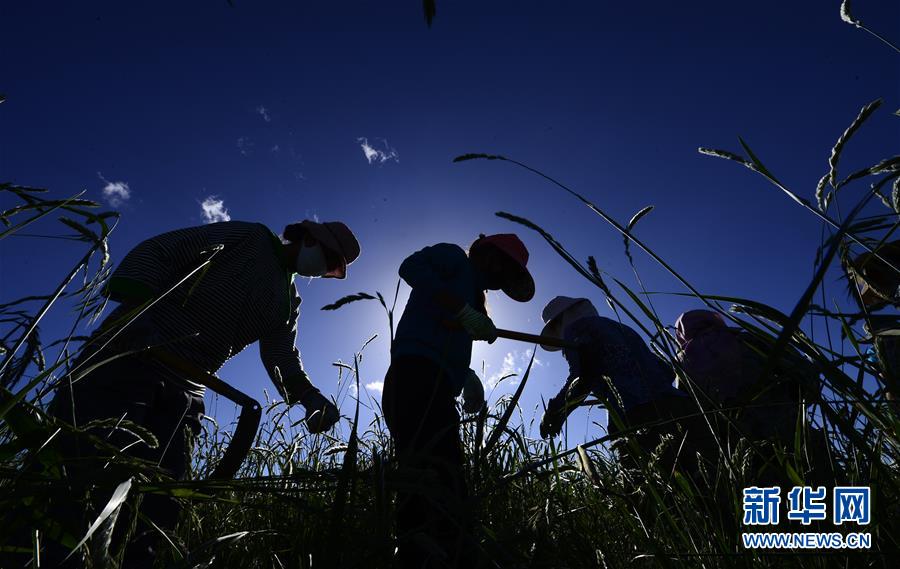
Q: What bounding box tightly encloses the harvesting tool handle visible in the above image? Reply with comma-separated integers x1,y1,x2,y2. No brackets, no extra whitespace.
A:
495,328,578,350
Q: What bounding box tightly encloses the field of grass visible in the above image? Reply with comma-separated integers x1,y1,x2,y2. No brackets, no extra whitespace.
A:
2,15,899,564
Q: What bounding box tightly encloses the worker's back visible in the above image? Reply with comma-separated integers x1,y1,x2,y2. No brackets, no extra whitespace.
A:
676,310,816,446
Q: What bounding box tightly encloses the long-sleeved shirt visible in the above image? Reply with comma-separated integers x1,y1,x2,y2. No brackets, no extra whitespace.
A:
86,221,313,402
391,243,488,394
559,316,683,415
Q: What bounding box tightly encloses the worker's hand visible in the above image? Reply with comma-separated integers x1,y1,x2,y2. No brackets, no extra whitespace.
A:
461,369,486,414
455,304,498,343
539,393,567,438
299,389,340,434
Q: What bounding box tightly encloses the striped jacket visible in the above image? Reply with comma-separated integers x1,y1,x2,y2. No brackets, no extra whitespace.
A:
94,221,312,402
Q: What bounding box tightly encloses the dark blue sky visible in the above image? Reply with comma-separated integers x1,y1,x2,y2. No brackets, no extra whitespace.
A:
2,1,898,442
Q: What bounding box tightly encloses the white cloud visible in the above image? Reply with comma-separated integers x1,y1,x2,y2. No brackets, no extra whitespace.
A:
488,351,517,389
488,349,543,389
97,172,131,207
236,137,253,156
357,137,399,165
526,348,544,368
200,196,231,224
365,381,384,393
256,105,271,122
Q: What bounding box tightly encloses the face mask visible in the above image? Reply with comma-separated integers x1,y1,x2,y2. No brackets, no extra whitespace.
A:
296,243,328,277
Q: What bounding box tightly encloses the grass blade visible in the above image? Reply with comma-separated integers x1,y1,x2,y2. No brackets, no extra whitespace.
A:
624,205,653,265
63,478,132,563
321,292,377,311
482,349,536,457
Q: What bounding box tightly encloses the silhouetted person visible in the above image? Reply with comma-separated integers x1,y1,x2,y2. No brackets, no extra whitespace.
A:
382,234,534,569
847,241,900,403
46,219,359,568
538,297,689,472
675,309,821,482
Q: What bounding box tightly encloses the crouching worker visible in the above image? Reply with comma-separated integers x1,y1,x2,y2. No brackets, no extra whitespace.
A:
847,241,900,404
383,234,535,569
538,297,689,473
674,310,822,481
47,219,360,568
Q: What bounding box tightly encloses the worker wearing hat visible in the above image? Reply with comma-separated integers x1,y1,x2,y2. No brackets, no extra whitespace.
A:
538,296,686,460
848,241,900,403
48,219,360,568
383,233,534,569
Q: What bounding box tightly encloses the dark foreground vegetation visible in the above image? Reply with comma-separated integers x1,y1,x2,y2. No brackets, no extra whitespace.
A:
2,5,899,564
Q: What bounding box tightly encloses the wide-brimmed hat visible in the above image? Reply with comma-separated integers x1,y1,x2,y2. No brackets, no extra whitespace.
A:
298,220,361,279
674,310,725,348
471,233,535,302
540,296,598,351
851,240,900,307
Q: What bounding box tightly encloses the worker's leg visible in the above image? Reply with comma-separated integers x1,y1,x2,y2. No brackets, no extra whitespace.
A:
45,356,200,568
43,356,163,567
383,356,470,569
122,388,204,568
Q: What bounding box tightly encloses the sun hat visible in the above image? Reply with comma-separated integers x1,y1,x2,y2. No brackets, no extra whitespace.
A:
470,233,535,302
674,310,726,348
297,220,361,279
540,296,598,351
851,240,900,307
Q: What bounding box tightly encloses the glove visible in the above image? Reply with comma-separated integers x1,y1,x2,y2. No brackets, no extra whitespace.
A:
461,369,486,414
299,389,340,434
539,392,568,438
455,304,498,342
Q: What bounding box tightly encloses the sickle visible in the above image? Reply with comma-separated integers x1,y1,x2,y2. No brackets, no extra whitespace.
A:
149,349,261,480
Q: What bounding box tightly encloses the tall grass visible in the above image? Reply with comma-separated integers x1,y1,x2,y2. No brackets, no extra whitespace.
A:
2,102,899,569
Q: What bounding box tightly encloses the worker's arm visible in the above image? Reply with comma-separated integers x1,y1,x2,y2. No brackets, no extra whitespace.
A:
259,289,315,405
259,289,339,433
539,346,597,437
540,371,587,438
540,320,635,437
